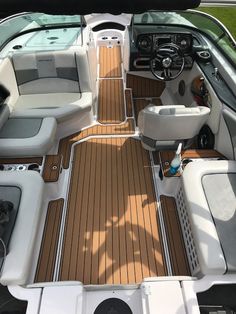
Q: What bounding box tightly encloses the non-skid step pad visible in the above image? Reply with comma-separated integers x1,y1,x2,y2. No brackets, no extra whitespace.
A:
99,46,122,78
160,195,190,276
35,199,64,283
98,79,125,124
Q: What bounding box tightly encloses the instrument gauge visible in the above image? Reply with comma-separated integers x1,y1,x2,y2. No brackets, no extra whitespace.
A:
180,39,188,48
176,34,192,52
137,35,152,52
140,38,149,48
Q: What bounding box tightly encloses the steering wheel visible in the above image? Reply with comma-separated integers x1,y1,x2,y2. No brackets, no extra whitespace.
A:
150,43,185,81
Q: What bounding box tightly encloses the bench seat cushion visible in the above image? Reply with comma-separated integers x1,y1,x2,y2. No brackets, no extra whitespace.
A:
0,171,44,285
182,160,236,275
0,117,57,157
11,92,92,122
202,172,236,272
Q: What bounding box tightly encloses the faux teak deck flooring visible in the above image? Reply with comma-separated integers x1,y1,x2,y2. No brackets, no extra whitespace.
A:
58,119,135,169
98,79,125,124
35,199,64,282
99,46,122,78
160,196,190,276
59,138,166,284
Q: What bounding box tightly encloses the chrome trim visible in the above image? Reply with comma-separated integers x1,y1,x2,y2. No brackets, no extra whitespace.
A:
133,57,150,69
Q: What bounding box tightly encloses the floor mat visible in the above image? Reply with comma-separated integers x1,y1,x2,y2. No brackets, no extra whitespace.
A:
35,199,64,283
59,137,166,284
126,74,165,98
99,46,122,78
98,79,125,124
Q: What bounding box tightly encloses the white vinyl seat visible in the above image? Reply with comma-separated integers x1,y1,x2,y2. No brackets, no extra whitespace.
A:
138,105,210,149
11,92,92,122
0,49,92,122
182,160,236,275
0,171,44,285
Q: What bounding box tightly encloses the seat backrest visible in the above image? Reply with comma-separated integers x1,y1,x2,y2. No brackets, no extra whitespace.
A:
138,105,210,141
0,58,19,116
12,50,82,95
0,85,10,130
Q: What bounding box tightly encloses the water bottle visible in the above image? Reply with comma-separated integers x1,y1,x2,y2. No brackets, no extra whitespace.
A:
170,143,182,175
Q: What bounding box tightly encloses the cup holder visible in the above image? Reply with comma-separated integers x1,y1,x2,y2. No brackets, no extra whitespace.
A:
16,165,27,171
28,163,40,172
182,158,193,166
0,163,41,172
6,165,16,171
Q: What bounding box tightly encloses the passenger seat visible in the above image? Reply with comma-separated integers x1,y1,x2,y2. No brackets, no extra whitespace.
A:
10,49,92,122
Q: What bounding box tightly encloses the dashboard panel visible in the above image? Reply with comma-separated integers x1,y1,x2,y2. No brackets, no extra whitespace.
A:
130,32,194,71
137,33,193,53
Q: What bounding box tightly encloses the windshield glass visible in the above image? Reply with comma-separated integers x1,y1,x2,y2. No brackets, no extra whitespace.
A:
31,14,82,26
0,13,82,49
133,10,236,66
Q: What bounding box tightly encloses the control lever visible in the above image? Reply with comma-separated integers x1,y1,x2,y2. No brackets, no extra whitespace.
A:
200,77,209,100
199,77,207,95
192,76,209,107
201,77,210,107
213,67,219,80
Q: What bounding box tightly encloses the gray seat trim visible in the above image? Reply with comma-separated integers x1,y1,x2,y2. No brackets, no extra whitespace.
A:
12,51,81,95
0,118,42,139
15,68,79,86
0,117,57,157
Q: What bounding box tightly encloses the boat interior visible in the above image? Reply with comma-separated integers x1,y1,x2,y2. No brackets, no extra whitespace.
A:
0,10,236,314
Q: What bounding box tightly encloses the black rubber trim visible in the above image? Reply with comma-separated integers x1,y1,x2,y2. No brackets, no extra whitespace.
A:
92,22,125,32
94,298,132,314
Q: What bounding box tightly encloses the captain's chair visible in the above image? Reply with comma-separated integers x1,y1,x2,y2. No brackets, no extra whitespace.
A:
138,105,210,150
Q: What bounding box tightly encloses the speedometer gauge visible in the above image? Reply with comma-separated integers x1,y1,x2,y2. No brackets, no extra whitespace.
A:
137,35,152,52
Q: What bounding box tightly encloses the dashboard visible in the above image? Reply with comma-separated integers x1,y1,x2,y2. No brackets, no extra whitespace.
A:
130,32,194,71
137,33,192,53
